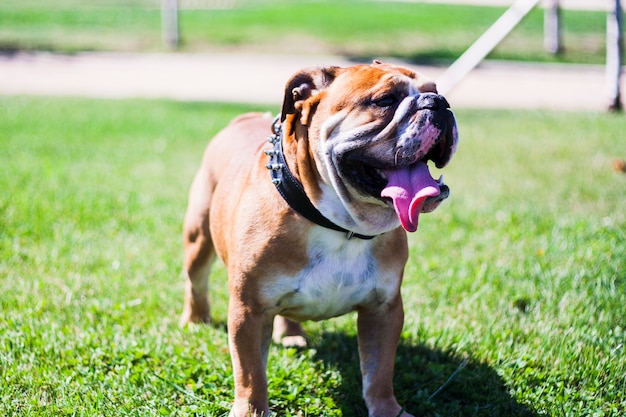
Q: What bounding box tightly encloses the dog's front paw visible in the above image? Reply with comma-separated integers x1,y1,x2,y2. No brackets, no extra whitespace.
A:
229,400,271,417
369,411,414,417
367,401,414,417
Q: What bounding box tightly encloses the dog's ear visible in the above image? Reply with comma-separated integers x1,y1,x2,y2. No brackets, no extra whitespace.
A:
280,66,342,123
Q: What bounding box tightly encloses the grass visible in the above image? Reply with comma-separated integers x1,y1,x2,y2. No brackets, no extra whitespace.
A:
0,0,609,64
1,96,625,416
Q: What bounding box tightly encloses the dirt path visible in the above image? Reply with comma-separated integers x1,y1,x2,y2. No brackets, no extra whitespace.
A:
0,51,621,111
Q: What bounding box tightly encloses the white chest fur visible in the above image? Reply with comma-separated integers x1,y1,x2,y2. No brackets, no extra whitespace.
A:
260,228,398,322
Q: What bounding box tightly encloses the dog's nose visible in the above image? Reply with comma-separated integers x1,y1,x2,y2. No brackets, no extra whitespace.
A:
416,93,450,111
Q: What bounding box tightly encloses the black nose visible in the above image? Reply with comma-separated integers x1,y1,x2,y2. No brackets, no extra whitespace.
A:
416,93,450,111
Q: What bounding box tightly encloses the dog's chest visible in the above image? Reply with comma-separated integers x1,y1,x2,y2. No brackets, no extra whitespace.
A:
262,231,397,321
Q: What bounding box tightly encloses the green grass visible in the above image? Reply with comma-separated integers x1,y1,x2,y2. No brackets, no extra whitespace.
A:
0,0,608,64
1,96,625,416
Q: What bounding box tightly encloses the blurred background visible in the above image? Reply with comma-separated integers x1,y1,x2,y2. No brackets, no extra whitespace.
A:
0,0,610,60
0,0,622,111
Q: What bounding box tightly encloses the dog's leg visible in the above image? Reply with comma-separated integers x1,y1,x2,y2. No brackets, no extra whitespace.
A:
357,294,413,417
180,235,214,325
272,316,307,347
228,296,273,416
180,172,215,325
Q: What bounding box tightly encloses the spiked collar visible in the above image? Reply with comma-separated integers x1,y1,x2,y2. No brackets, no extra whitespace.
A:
264,117,377,240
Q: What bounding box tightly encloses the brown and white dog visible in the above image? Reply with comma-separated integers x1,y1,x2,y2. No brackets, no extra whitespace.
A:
180,61,458,416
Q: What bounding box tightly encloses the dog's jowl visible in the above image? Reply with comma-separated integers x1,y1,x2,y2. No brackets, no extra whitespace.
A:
181,61,458,417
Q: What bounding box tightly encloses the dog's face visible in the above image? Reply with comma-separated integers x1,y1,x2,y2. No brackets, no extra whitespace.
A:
281,61,458,234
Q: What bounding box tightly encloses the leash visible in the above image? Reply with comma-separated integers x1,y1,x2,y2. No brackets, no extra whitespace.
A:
265,116,377,240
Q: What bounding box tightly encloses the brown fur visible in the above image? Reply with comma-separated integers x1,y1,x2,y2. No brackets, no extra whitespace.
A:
180,62,457,416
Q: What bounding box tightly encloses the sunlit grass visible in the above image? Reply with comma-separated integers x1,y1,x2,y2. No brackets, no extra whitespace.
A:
0,0,608,64
1,97,624,416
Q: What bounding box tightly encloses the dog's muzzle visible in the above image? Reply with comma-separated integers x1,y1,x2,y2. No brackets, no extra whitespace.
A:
342,92,458,232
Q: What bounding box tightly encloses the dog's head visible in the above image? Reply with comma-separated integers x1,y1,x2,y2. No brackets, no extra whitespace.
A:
280,61,459,235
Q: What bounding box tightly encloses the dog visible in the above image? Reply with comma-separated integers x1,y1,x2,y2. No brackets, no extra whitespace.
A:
180,60,458,416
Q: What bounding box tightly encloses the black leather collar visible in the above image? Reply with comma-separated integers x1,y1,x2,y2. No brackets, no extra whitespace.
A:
265,117,377,240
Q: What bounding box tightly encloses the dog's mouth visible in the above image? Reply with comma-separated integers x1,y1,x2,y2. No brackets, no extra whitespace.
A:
342,118,457,232
344,158,448,232
380,162,449,232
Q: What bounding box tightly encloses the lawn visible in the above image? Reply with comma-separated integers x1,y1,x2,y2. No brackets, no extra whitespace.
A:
0,0,608,64
1,96,624,416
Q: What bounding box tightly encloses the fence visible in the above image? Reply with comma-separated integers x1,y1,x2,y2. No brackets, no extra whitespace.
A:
161,0,624,111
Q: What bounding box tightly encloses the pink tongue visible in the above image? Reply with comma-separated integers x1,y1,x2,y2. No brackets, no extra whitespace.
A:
381,162,440,232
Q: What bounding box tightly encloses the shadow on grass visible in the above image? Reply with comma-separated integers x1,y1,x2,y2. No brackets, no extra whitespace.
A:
312,331,542,417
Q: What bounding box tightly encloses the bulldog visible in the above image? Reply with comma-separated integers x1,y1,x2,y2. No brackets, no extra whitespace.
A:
180,61,458,416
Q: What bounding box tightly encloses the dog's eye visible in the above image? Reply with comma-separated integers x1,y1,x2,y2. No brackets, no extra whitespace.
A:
372,94,398,107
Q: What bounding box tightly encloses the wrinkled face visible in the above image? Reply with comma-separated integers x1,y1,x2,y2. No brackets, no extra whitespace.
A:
310,63,459,232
